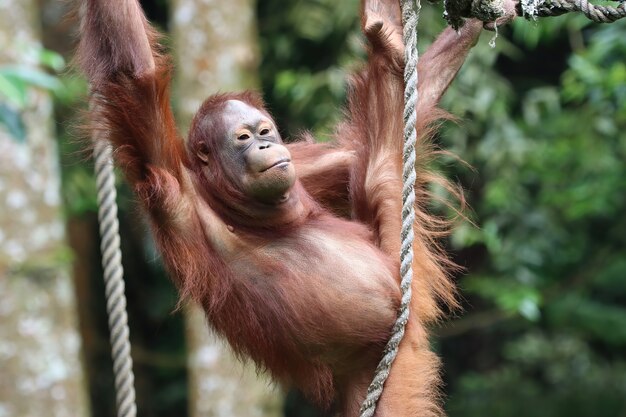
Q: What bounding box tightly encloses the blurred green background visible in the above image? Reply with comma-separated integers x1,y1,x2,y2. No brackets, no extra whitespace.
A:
1,0,625,416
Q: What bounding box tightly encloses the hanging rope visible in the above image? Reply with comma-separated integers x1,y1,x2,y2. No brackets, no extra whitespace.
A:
359,0,421,415
93,137,137,417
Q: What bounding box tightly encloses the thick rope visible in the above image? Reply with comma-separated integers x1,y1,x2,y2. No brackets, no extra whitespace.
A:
518,0,626,22
441,0,626,24
359,0,420,415
93,138,137,417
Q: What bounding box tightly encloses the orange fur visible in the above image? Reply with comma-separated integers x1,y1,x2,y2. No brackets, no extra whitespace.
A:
77,0,482,414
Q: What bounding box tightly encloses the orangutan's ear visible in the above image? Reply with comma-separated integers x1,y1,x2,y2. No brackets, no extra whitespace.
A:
195,142,210,164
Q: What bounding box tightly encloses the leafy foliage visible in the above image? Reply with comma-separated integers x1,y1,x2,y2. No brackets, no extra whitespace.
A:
439,18,626,417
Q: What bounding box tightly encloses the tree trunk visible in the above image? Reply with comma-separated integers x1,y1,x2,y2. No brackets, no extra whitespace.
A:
170,0,282,416
0,1,90,416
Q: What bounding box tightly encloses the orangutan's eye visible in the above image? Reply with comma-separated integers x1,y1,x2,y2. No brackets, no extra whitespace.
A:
237,133,250,141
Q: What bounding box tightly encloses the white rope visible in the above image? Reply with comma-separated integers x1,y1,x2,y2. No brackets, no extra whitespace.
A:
359,0,420,415
93,138,137,417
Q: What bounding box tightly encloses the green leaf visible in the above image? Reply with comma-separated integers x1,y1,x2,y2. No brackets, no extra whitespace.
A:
0,66,62,92
0,73,27,107
38,49,65,72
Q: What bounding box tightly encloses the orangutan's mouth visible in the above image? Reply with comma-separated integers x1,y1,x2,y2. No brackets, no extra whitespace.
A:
260,158,291,172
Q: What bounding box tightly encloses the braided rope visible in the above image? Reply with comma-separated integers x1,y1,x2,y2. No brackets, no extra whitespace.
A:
359,0,420,415
93,139,137,417
520,0,626,22
440,0,625,25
